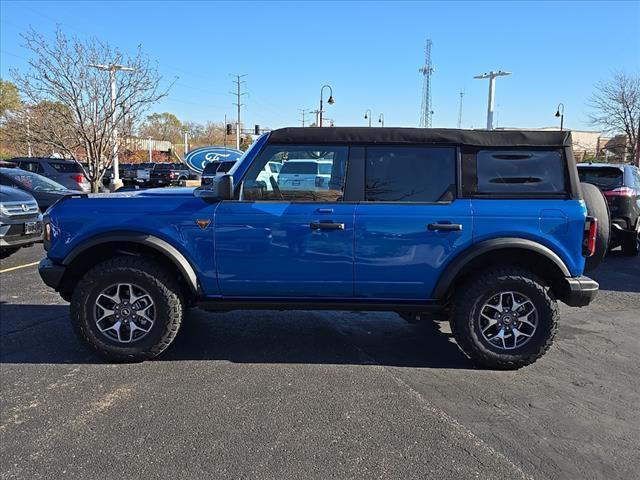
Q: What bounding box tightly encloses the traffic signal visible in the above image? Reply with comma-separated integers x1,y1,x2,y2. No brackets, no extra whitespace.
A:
254,124,260,135
226,123,232,135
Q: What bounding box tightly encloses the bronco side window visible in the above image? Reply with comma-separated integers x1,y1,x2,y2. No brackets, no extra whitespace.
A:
240,145,349,202
364,146,456,202
475,149,566,195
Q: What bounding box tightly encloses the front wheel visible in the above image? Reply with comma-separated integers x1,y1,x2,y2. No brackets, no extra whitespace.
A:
70,256,185,362
450,267,558,370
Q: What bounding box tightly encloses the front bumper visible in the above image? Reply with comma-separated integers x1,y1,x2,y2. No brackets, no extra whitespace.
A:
38,257,66,290
563,276,599,307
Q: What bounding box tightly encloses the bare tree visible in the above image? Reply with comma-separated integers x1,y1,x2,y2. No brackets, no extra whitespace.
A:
11,28,171,191
589,72,640,166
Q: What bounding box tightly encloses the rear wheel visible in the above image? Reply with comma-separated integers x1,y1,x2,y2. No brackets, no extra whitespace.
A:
621,226,640,256
450,267,558,370
70,256,184,362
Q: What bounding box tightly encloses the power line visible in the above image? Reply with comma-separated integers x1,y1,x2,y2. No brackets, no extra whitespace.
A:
229,73,247,150
298,108,312,127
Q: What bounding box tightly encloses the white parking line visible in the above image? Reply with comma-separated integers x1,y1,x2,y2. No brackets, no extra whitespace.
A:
0,261,39,273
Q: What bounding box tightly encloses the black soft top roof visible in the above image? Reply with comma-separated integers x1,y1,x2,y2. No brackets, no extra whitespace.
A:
268,127,572,148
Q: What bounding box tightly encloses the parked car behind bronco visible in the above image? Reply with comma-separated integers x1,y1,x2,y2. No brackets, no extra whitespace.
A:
578,162,640,255
38,128,608,369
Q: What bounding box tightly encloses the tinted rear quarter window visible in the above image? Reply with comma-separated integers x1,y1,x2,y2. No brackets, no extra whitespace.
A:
476,150,565,194
365,147,456,202
50,162,82,173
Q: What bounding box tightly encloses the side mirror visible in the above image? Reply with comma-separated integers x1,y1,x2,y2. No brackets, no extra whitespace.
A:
194,174,234,201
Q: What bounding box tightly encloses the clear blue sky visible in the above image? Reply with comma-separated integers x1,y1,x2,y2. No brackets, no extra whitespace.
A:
1,0,639,131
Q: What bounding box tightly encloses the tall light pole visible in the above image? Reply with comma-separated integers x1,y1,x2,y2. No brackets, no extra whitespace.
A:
378,113,385,127
183,130,189,157
457,90,464,129
555,103,565,131
474,70,511,130
319,85,334,127
364,109,372,127
89,63,135,189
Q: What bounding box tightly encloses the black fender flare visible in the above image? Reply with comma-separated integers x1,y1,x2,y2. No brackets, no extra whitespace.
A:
432,238,571,299
62,232,200,294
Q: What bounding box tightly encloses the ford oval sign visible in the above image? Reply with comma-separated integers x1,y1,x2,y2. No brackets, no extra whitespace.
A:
184,146,244,174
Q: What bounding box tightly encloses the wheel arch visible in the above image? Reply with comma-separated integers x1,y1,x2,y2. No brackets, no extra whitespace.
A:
60,232,200,297
433,238,571,301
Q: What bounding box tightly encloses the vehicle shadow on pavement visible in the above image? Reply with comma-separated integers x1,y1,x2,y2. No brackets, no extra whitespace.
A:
0,304,475,369
590,251,640,293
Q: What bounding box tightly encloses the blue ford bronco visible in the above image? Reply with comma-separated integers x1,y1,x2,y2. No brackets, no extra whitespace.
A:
39,128,608,369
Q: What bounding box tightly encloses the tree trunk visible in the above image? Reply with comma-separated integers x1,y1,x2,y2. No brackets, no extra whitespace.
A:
91,178,101,193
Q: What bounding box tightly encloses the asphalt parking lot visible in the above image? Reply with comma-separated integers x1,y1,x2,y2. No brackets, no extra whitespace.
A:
1,245,638,480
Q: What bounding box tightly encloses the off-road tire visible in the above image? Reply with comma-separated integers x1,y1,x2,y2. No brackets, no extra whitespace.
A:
581,182,610,272
70,256,184,362
450,267,558,370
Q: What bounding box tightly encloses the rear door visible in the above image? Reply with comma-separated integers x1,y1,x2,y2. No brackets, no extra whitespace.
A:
354,146,473,299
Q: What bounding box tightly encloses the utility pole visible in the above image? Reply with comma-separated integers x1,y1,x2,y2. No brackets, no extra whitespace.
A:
298,108,311,127
148,137,152,162
457,90,464,129
474,70,511,130
26,112,32,157
224,114,227,148
230,74,248,150
89,63,135,190
183,131,189,157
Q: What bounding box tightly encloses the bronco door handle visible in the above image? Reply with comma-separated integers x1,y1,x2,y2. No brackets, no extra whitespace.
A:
310,221,345,230
428,223,463,232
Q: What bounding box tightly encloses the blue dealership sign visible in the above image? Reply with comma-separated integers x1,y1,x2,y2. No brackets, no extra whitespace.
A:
183,146,244,174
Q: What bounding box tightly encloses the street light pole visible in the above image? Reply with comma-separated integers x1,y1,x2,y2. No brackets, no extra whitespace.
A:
183,130,189,157
319,85,334,127
474,70,511,130
364,109,372,127
378,113,385,127
555,103,565,131
89,63,135,190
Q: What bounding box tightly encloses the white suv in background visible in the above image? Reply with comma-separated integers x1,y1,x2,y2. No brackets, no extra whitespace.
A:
277,160,331,191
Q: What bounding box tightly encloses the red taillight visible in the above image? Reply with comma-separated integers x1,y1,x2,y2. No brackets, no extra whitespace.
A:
73,174,84,184
583,216,598,257
603,186,634,197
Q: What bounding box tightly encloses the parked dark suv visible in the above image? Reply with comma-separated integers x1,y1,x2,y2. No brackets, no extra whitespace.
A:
39,128,608,369
578,163,640,255
9,157,90,192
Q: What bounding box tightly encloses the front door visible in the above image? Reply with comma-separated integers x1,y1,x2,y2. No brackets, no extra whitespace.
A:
354,146,473,299
215,144,355,297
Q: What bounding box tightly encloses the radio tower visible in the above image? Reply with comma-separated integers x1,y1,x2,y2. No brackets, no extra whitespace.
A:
419,39,434,128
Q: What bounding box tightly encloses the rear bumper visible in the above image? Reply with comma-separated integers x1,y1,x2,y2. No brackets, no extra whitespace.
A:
38,258,66,290
563,276,599,307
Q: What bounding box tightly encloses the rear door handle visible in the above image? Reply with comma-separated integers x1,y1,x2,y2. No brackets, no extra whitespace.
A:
310,221,345,230
428,223,463,232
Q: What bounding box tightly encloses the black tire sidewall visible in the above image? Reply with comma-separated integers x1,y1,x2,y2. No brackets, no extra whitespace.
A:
451,270,558,368
581,182,610,272
469,279,554,360
72,266,179,359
